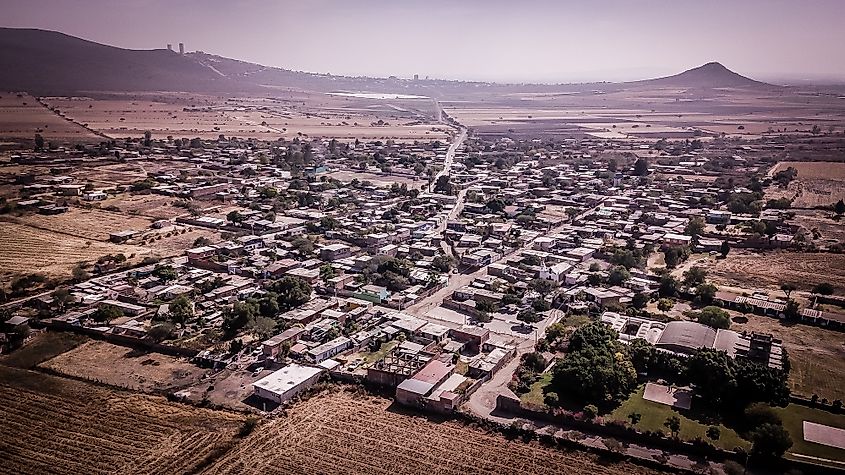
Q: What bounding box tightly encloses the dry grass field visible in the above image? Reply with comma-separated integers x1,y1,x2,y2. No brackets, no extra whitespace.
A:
730,313,845,401
767,161,845,208
13,208,153,241
202,389,663,475
41,94,449,142
96,194,192,219
0,365,244,475
41,340,209,392
0,220,151,282
0,92,99,142
707,250,845,291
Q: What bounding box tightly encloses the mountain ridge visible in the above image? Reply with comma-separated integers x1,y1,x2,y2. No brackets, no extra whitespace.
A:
0,27,774,95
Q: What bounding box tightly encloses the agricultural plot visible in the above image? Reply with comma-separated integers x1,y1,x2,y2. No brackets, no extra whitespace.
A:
96,194,192,219
0,365,244,475
13,208,153,241
203,389,662,475
0,92,99,142
0,221,150,282
41,340,209,392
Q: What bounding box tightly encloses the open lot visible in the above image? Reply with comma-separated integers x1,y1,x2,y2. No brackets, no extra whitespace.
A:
767,161,845,208
41,340,209,392
0,331,88,369
707,250,845,291
0,364,244,475
730,313,845,401
203,388,662,475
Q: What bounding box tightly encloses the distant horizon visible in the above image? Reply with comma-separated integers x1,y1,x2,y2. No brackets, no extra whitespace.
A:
2,0,845,85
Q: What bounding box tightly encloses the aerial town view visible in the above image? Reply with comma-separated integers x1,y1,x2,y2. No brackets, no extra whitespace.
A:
1,1,845,474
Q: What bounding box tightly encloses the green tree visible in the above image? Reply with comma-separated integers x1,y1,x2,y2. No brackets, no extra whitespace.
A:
93,304,124,323
291,236,314,256
780,283,796,299
695,283,718,304
685,217,705,238
631,292,649,309
148,323,176,342
750,423,793,459
319,264,336,285
270,276,313,310
517,308,542,325
696,306,731,329
153,264,178,282
664,415,681,438
607,266,631,285
226,210,244,224
657,298,674,312
720,240,731,257
583,404,599,421
683,266,707,287
34,133,45,151
530,278,557,297
168,295,193,326
706,426,721,442
628,412,642,426
550,322,637,405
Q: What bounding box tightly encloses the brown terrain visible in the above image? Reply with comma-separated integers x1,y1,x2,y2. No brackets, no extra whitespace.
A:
202,388,664,475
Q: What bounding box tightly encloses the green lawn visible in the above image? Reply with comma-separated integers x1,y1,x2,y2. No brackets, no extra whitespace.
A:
563,314,591,328
520,371,552,409
774,404,845,466
608,385,750,451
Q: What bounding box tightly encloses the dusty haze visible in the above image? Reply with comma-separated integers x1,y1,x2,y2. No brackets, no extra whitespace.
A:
2,0,845,84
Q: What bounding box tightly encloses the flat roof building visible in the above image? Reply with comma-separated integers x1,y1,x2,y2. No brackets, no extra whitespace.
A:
252,364,323,405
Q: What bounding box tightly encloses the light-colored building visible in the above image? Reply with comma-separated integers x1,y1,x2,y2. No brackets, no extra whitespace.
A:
252,364,323,404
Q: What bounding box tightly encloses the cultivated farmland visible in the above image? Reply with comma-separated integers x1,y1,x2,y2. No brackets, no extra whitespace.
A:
0,220,151,282
202,389,663,475
0,365,245,475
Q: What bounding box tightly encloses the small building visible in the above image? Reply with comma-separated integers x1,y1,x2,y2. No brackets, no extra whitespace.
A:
262,327,306,358
252,364,323,404
307,336,352,363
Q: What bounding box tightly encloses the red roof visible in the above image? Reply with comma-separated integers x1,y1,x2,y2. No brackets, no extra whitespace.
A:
412,359,453,385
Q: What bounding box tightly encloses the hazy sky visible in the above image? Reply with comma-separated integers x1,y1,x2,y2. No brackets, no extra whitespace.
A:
3,0,845,83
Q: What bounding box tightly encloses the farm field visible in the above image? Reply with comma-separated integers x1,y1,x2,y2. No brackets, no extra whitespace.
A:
767,161,845,208
95,194,193,219
41,340,209,392
0,220,151,283
41,95,449,142
0,364,245,475
202,389,664,475
0,92,100,142
707,250,845,291
13,207,153,241
730,313,845,401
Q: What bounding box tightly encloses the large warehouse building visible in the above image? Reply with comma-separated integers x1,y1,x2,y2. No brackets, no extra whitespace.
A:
601,312,785,370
